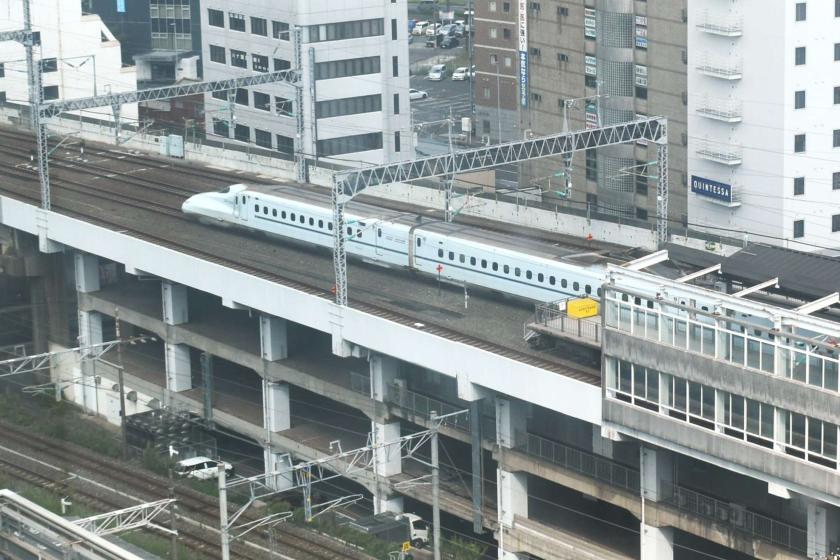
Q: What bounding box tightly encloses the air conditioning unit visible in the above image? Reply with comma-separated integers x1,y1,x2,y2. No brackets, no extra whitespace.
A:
481,134,491,145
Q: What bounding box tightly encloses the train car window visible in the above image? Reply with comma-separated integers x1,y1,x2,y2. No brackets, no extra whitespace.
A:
561,279,567,288
282,211,287,219
263,206,269,215
470,257,476,266
378,228,382,238
438,249,444,258
504,265,510,274
291,213,296,221
549,276,555,285
538,273,544,283
526,270,532,280
649,301,655,309
328,222,333,230
309,218,314,226
634,297,641,305
448,251,454,260
585,284,592,294
492,262,498,271
319,219,324,228
272,209,277,217
481,259,487,268
254,204,259,212
622,293,629,302
357,229,362,238
300,215,305,224
597,287,602,297
417,238,422,247
515,267,521,277
347,227,352,236
573,282,580,291
459,254,465,263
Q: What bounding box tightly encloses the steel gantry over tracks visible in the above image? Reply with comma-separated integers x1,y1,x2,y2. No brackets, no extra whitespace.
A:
330,116,669,306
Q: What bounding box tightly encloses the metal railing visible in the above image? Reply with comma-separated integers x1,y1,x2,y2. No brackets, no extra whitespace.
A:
532,300,601,345
516,432,640,493
349,371,369,395
660,483,808,554
696,96,743,123
695,138,743,165
696,10,744,36
695,54,743,80
388,383,471,431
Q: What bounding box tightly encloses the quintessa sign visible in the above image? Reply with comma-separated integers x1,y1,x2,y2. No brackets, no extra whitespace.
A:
691,175,732,203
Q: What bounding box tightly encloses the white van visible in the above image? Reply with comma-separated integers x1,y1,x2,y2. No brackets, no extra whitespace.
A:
174,456,234,480
412,21,430,35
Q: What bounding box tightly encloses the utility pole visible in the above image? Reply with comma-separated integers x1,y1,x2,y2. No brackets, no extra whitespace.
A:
430,411,441,560
22,0,50,210
218,462,230,560
114,308,128,461
168,465,178,560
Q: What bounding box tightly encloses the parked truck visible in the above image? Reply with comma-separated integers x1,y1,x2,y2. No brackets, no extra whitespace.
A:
341,512,429,549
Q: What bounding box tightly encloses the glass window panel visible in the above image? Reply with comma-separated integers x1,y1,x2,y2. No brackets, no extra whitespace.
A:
809,355,824,387
720,331,731,360
808,418,822,454
689,323,702,353
825,359,839,392
702,386,715,419
619,304,631,331
760,404,774,438
789,412,806,449
778,347,792,378
606,301,619,328
824,425,837,459
645,312,659,340
746,400,761,435
731,334,745,365
689,383,702,416
633,365,646,397
760,342,775,373
792,351,807,382
674,378,687,411
675,319,688,349
646,370,659,403
747,338,761,370
731,395,745,429
662,316,675,346
633,306,645,334
618,360,632,393
701,326,715,356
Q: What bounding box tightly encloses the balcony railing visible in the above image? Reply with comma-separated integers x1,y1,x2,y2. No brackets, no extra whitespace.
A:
387,383,495,438
696,97,743,123
696,10,744,37
528,298,602,347
696,54,743,80
660,483,808,554
696,138,743,166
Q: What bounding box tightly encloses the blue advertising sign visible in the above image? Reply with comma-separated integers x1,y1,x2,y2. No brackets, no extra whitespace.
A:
691,175,732,203
519,51,528,107
117,0,125,12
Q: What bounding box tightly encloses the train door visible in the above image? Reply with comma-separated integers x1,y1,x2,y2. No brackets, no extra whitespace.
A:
236,194,248,221
375,225,384,258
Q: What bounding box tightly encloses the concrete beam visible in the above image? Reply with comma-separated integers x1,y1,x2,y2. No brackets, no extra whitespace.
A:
264,450,294,492
164,343,191,393
161,282,188,326
370,354,399,402
496,397,528,449
497,469,527,528
74,253,100,293
641,446,673,503
263,380,291,433
374,421,402,477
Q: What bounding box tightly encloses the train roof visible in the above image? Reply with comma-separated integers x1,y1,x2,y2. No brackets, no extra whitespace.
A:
245,184,614,268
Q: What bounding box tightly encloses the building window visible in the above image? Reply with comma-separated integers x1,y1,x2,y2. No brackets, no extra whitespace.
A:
836,0,840,16
209,45,225,64
489,0,497,12
504,56,512,67
795,46,806,65
795,2,806,21
393,93,400,115
482,120,491,133
234,88,248,106
834,171,840,190
835,86,840,104
0,63,4,78
394,131,401,152
793,219,805,238
234,123,250,142
251,17,267,36
208,9,224,28
308,18,384,42
835,43,840,61
489,27,497,39
317,132,383,157
212,118,228,137
636,207,648,220
795,90,805,109
40,58,57,73
483,87,491,99
391,18,398,40
585,75,597,88
231,49,247,69
503,28,511,40
0,92,5,103
315,94,382,118
276,134,294,156
272,21,290,40
229,12,246,32
834,214,840,232
275,97,293,116
794,176,805,195
489,54,498,65
794,133,806,153
254,91,271,111
255,129,272,149
635,86,648,100
314,56,380,80
503,2,511,12
42,85,58,100
834,129,840,147
585,148,597,181
273,58,291,72
211,90,226,100
392,55,399,77
252,54,269,73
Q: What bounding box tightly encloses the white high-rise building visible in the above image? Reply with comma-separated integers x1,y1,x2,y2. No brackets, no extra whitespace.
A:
200,0,413,167
0,0,137,122
688,1,840,252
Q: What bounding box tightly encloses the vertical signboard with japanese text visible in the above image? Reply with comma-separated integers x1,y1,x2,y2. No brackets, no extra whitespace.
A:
518,0,528,107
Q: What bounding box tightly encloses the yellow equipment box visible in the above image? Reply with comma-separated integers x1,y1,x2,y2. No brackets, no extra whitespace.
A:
566,298,599,319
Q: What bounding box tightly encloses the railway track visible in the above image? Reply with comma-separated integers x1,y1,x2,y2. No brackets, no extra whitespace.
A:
0,420,371,560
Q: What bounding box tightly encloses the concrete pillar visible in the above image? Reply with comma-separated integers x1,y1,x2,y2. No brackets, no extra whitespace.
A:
260,315,288,361
262,380,291,432
74,253,99,294
369,354,398,402
161,282,188,325
592,425,614,459
497,469,528,528
807,501,840,558
263,448,294,491
77,309,103,414
164,343,192,392
78,310,103,350
640,446,675,560
641,526,674,560
495,397,528,449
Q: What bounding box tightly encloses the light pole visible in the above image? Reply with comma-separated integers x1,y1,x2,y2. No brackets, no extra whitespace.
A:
494,58,501,143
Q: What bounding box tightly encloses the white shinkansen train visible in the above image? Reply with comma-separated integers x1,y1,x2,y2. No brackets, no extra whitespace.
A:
181,184,608,302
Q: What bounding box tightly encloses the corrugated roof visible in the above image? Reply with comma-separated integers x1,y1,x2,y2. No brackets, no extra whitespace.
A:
667,243,840,301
